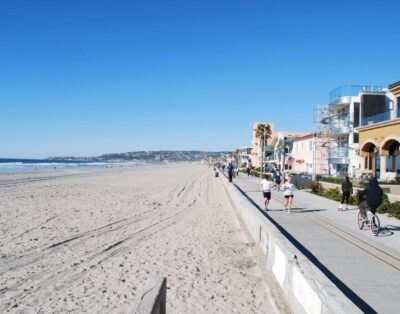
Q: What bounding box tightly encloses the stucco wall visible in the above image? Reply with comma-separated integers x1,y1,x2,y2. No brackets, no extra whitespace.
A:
359,120,400,154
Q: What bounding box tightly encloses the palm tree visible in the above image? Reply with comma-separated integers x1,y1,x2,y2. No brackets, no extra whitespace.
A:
255,123,272,178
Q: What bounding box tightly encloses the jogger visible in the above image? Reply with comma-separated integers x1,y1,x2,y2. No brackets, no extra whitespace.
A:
282,176,295,213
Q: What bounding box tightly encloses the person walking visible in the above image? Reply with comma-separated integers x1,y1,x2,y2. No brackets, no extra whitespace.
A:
358,177,383,220
227,161,234,182
338,176,353,211
261,174,274,211
246,160,252,176
282,176,295,213
274,171,282,191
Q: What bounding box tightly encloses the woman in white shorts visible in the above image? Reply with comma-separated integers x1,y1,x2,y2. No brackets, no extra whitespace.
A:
282,176,295,213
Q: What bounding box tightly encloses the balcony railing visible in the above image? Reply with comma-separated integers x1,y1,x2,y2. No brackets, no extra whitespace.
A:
263,145,274,153
329,85,384,102
329,147,349,159
330,115,351,133
361,111,391,126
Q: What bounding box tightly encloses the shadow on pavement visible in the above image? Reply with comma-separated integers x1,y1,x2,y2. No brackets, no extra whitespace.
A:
291,208,325,213
380,224,400,236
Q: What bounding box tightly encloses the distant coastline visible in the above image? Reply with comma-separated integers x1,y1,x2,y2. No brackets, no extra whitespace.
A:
0,151,225,172
48,150,226,162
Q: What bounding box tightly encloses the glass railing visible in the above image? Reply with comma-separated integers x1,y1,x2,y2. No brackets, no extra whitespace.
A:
361,111,391,126
263,145,274,153
329,147,349,158
331,115,351,133
329,85,384,102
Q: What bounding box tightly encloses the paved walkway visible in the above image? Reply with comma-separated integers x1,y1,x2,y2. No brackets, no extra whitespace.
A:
230,173,400,314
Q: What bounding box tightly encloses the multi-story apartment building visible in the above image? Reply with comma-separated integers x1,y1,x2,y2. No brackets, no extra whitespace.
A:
292,133,329,176
326,85,395,177
238,146,252,166
272,131,309,172
356,81,400,181
250,122,275,168
264,131,309,172
250,123,307,172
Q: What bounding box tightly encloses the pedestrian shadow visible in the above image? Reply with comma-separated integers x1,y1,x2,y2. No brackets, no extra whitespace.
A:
339,207,359,211
293,208,326,213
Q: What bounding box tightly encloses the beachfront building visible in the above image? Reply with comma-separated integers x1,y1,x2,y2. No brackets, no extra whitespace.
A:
265,131,309,172
250,122,276,168
292,133,329,176
238,146,252,166
325,85,395,177
356,81,400,181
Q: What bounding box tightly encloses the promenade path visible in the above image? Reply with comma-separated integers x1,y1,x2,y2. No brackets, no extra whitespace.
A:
230,173,400,314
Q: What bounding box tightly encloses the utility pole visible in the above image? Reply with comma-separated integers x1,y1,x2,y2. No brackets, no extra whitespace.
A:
260,134,264,180
312,132,316,181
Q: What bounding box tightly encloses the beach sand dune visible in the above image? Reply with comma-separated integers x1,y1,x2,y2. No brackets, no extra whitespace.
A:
0,164,288,313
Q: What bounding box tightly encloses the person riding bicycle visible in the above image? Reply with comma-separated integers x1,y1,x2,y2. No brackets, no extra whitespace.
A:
358,177,383,220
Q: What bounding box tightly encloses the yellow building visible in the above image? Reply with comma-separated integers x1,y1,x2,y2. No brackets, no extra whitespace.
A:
357,81,400,180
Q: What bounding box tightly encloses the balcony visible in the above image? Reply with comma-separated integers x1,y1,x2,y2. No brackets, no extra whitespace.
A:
263,145,274,154
329,85,384,102
330,115,351,134
329,147,349,164
361,110,391,126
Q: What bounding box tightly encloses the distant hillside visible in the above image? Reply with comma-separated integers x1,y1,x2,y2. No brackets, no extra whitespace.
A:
48,151,226,162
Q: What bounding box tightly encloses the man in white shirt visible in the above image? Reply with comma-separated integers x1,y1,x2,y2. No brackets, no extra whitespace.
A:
261,174,274,211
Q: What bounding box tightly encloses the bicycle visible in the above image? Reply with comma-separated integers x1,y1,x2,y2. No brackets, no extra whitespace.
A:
357,208,380,236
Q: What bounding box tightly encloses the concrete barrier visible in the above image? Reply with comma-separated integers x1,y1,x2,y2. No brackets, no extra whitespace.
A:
130,276,166,314
219,172,361,314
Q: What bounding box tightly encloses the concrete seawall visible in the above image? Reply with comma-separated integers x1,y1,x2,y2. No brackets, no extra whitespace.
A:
219,172,361,314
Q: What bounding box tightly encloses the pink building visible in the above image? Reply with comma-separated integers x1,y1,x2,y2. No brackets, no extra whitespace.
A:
292,133,330,176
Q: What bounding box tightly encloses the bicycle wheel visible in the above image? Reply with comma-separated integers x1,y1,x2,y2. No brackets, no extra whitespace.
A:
357,211,365,230
370,215,380,236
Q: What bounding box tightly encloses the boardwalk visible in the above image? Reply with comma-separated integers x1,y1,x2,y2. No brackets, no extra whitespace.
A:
231,173,400,314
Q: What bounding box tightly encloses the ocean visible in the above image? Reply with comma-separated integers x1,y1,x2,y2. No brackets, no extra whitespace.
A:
0,158,146,172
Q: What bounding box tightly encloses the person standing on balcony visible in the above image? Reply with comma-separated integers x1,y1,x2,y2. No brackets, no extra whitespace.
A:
338,176,353,211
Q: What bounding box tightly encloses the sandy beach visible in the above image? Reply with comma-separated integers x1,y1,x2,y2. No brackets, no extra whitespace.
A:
0,164,287,313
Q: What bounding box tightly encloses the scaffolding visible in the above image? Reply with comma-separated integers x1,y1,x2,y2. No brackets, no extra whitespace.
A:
313,105,333,177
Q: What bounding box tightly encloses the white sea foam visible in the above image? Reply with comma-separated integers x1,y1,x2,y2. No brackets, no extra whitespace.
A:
0,161,146,172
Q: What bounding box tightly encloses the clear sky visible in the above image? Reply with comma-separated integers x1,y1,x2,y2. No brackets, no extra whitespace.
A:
1,0,399,158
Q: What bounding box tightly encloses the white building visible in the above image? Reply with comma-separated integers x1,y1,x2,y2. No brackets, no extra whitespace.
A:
326,85,395,177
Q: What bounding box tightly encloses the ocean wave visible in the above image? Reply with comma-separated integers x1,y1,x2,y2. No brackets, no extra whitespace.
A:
0,161,147,172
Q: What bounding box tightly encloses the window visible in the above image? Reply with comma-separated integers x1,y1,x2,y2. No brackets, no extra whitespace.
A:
398,97,400,118
354,102,360,127
353,133,359,144
309,141,313,152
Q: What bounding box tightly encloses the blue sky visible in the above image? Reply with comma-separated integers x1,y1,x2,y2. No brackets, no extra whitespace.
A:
1,0,399,158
